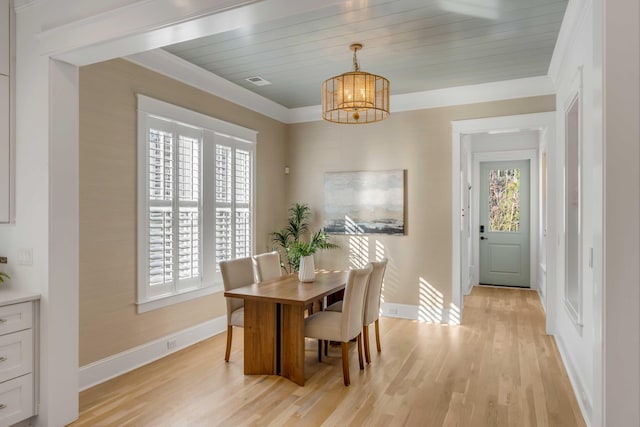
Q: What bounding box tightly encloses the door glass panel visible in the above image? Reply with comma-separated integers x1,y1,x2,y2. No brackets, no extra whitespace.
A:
488,168,520,232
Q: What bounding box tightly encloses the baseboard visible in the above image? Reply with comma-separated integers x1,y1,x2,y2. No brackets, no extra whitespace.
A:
554,333,593,427
381,302,459,325
79,315,227,391
538,263,547,305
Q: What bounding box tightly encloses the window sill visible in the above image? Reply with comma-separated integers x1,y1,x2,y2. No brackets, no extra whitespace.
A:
137,284,223,313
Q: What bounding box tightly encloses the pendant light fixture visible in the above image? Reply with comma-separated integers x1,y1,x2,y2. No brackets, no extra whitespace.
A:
322,43,390,124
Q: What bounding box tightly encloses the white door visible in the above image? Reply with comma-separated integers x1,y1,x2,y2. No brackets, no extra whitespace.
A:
479,160,530,287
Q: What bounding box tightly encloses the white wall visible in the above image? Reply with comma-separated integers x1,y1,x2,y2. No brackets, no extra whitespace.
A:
547,0,600,423
469,130,539,152
537,128,550,307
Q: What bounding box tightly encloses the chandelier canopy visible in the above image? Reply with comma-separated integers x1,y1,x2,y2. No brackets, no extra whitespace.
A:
322,44,390,124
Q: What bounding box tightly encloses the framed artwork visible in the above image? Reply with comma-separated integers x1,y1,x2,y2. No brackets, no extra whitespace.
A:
323,169,405,235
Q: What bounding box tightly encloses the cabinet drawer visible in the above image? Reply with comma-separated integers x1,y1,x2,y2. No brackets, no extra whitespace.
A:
0,374,33,427
0,330,32,384
0,302,32,336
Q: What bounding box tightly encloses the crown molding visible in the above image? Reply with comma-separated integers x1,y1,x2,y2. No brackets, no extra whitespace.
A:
288,76,555,124
126,49,290,123
128,49,554,125
547,0,593,85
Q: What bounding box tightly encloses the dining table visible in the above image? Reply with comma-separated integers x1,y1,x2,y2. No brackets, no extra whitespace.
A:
223,270,347,386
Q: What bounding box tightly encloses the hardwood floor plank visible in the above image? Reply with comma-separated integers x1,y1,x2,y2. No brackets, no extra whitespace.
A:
70,287,585,427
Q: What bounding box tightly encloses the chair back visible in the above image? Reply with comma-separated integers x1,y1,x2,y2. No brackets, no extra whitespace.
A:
253,251,282,282
363,259,388,325
220,257,255,323
340,264,373,341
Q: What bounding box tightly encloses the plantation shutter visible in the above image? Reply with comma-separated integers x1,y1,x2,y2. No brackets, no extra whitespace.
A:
146,117,202,297
214,134,253,271
175,126,202,291
147,117,175,297
138,95,256,309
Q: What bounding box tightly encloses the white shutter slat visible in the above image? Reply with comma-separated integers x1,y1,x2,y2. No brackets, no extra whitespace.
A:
148,206,173,286
215,145,232,204
215,208,232,270
235,209,251,259
176,133,201,283
235,149,251,205
149,128,173,201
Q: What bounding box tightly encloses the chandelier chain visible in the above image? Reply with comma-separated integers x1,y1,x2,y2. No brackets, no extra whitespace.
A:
353,48,360,72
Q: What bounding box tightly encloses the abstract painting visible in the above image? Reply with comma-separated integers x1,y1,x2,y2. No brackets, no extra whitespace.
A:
323,170,405,235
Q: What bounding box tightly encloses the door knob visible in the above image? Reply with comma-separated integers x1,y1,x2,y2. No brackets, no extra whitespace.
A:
480,236,488,240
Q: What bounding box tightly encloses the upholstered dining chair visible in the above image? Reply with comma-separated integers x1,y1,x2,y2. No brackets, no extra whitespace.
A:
253,251,282,282
304,264,372,386
325,258,388,364
220,256,255,362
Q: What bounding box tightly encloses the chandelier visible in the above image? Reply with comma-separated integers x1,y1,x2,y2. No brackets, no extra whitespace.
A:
322,43,390,124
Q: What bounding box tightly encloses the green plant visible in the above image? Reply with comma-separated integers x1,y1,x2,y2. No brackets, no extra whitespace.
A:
0,271,9,284
271,204,338,272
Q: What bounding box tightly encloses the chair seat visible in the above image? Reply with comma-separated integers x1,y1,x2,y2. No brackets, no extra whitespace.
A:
230,307,244,327
324,300,343,312
305,311,342,341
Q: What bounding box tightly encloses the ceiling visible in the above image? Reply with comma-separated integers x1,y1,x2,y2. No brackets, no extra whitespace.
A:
163,0,567,110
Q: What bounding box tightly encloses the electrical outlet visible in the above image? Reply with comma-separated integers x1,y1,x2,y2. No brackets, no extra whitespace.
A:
166,339,176,350
0,257,7,264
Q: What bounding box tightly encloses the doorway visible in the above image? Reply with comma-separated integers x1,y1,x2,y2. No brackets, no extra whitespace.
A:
478,159,530,287
450,112,555,331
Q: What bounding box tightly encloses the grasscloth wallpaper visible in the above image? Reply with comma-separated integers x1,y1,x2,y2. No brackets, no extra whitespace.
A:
286,96,554,309
79,59,287,365
79,57,553,365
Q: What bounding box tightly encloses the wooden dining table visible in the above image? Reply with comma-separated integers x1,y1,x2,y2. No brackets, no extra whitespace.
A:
223,270,347,386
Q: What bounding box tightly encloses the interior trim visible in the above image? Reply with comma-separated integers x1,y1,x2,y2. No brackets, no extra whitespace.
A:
79,315,227,391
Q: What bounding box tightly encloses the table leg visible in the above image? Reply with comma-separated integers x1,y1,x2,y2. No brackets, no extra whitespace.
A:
243,299,277,375
280,304,306,386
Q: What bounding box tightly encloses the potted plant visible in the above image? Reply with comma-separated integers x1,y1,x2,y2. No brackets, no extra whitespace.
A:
288,230,338,282
271,203,338,281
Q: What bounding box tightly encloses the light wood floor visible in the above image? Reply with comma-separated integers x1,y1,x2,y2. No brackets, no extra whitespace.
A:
69,287,585,426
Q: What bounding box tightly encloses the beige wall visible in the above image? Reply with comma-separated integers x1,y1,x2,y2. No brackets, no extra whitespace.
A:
79,59,552,364
286,96,555,310
79,59,287,365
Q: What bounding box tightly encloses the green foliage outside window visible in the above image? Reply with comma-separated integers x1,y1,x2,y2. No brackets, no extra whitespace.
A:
489,168,520,232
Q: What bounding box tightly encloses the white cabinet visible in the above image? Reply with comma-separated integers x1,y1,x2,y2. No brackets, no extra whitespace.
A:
0,0,11,223
0,297,38,427
0,76,8,223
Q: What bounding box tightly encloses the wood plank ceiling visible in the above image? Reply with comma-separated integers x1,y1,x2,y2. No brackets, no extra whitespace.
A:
163,0,568,109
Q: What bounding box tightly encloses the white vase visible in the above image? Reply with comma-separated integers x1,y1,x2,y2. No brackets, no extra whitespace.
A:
298,255,315,282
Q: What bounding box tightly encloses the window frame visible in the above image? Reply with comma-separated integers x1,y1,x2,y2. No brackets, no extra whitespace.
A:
137,95,256,313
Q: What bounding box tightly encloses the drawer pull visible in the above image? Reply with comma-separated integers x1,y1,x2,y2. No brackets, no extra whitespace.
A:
0,404,5,410
0,357,6,362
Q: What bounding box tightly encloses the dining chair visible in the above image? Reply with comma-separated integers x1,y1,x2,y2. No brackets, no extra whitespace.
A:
253,251,282,282
304,264,372,386
325,258,388,364
220,256,255,362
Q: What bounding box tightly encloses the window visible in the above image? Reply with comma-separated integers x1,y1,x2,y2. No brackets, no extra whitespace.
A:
488,168,521,232
137,95,256,312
